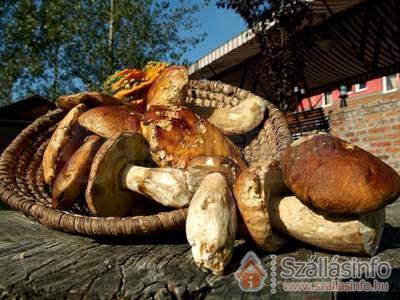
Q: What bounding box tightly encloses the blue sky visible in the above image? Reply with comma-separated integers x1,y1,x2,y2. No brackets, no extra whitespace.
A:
179,1,247,63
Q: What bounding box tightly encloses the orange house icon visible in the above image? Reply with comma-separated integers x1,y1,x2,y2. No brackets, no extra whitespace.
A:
234,251,268,292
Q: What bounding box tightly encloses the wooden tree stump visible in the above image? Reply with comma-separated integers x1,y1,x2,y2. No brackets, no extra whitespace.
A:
0,201,399,299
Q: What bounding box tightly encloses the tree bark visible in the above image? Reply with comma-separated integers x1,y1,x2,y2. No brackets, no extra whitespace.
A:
0,201,399,299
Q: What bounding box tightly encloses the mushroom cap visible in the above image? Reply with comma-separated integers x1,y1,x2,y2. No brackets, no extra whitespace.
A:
233,160,287,251
120,99,147,114
78,106,141,139
104,62,169,100
56,91,121,111
42,104,87,186
281,133,400,215
146,65,189,108
86,133,150,217
52,135,103,210
188,155,242,182
207,94,266,136
141,105,247,170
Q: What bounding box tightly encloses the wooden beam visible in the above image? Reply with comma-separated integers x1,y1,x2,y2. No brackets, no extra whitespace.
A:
357,10,370,64
239,63,250,88
208,54,263,82
207,65,219,79
372,22,384,70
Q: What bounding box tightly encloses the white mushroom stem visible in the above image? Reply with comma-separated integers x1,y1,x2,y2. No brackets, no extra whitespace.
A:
186,172,237,275
120,165,233,208
269,196,385,256
207,95,266,135
121,165,190,208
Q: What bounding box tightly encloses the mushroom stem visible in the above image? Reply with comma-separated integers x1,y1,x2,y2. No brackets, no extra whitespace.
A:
186,172,237,275
269,196,385,256
120,165,191,208
120,164,236,208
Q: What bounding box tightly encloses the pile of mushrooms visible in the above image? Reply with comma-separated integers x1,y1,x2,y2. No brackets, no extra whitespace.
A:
42,61,400,275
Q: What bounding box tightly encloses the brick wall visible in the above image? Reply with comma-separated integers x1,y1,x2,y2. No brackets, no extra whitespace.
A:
325,90,400,172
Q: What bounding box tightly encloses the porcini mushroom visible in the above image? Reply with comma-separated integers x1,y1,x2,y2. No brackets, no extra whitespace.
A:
186,172,237,275
86,133,237,214
52,135,103,209
206,95,266,136
146,65,189,109
56,91,121,111
122,164,236,208
42,104,87,186
141,105,247,170
78,106,141,139
234,160,288,251
269,196,385,256
233,158,385,255
86,133,150,217
281,132,400,215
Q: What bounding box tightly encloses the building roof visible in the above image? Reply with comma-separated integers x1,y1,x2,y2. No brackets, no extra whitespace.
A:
188,28,258,79
0,95,55,121
189,0,400,108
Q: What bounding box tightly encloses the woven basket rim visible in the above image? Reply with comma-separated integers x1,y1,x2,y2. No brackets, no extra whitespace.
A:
0,80,291,237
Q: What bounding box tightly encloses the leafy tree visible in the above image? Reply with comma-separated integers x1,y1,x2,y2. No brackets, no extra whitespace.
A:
0,0,205,104
0,0,78,101
67,0,205,91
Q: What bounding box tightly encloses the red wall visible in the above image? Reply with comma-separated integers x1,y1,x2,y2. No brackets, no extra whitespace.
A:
297,77,386,112
293,75,400,172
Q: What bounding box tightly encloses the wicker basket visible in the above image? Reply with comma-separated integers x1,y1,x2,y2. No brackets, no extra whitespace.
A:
0,80,291,237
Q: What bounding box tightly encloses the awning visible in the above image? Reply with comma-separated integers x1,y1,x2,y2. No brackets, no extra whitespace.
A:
189,0,400,109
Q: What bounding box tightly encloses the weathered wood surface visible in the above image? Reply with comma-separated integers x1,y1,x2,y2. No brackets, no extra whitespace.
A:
0,201,399,300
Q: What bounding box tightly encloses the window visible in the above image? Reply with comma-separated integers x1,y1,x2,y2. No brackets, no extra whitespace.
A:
322,92,332,107
345,84,353,94
355,82,367,92
383,74,398,93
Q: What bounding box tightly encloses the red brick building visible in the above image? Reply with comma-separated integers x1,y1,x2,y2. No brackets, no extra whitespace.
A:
296,74,400,172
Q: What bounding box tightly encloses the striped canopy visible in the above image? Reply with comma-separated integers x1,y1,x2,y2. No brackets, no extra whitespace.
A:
189,0,400,108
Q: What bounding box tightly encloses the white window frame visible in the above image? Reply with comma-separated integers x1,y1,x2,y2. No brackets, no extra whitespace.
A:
321,92,332,107
355,82,367,92
383,75,398,93
346,84,353,95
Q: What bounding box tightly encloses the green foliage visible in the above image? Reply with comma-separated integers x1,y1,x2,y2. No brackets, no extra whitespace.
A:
0,0,205,104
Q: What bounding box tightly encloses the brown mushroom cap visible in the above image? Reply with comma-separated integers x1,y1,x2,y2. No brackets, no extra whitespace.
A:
78,106,141,139
52,135,103,210
56,91,121,111
188,155,242,182
146,65,189,109
281,133,400,215
86,133,150,217
42,104,87,186
119,99,147,114
141,105,247,170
